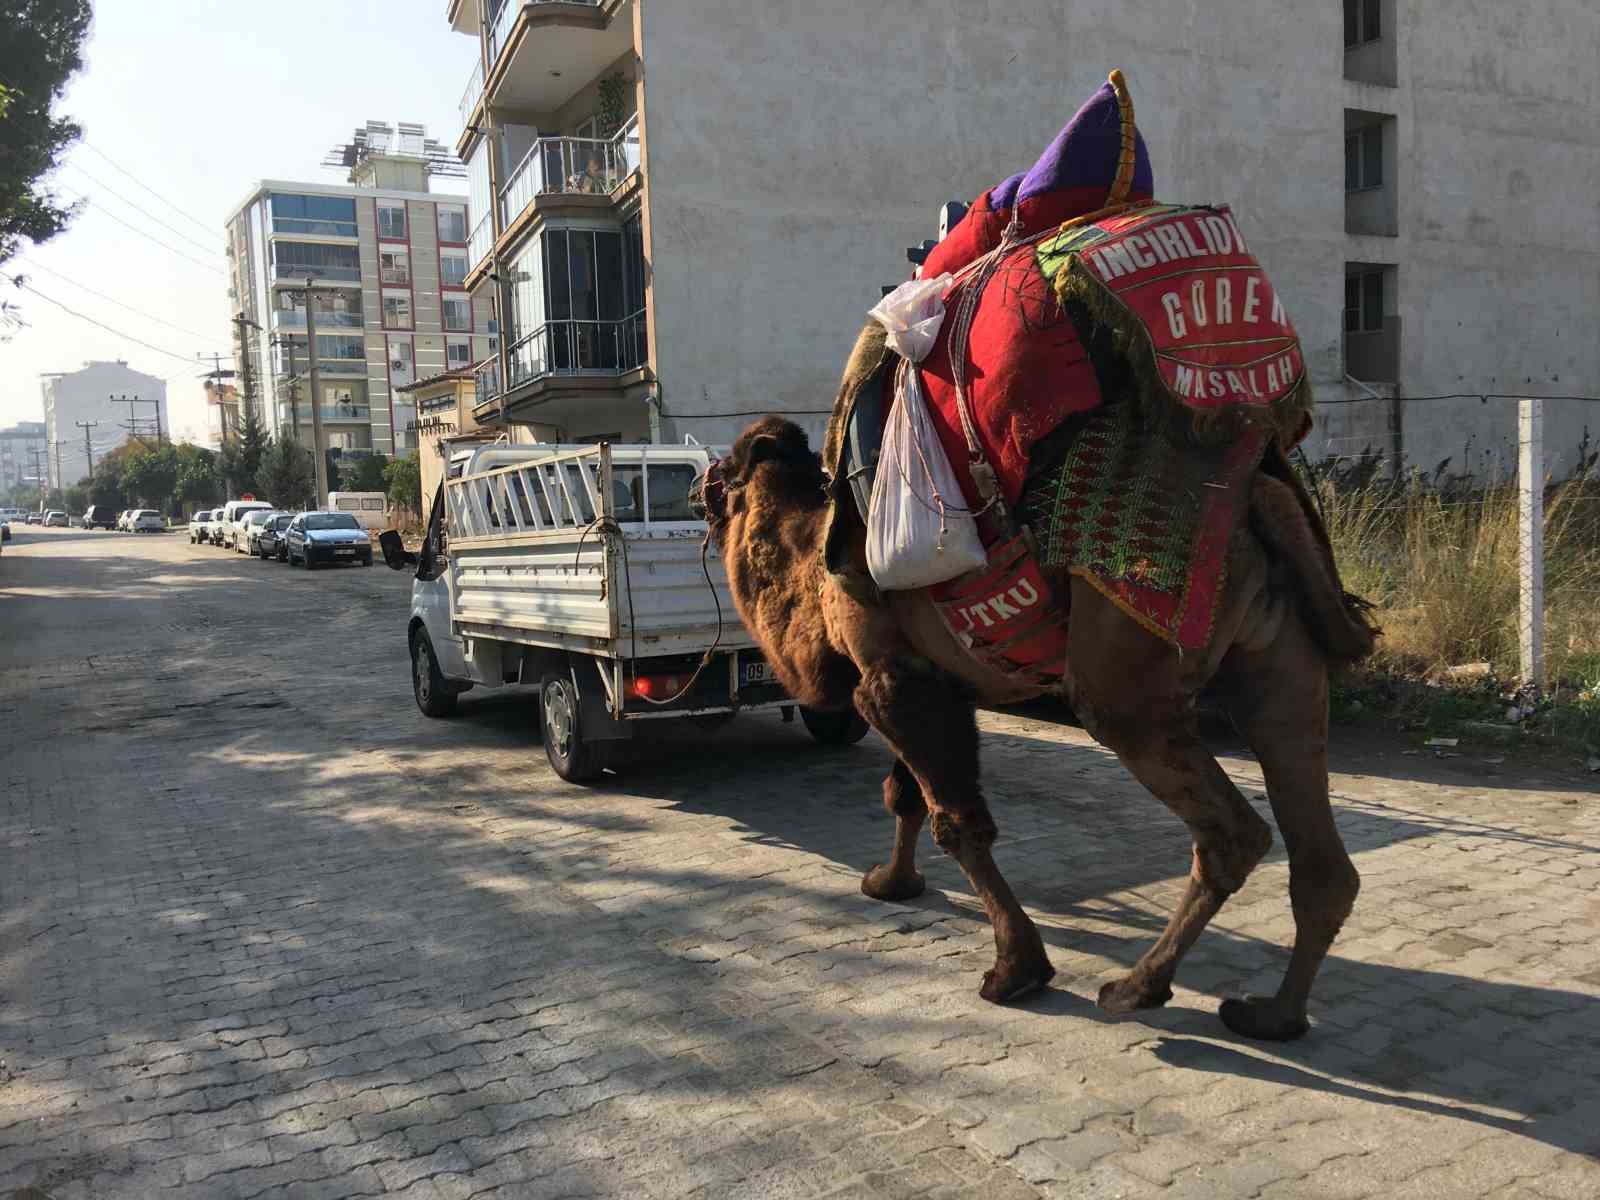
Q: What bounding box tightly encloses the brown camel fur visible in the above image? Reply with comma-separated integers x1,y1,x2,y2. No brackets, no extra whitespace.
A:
701,411,1377,1041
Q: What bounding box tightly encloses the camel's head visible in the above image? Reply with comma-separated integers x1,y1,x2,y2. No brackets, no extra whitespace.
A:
693,416,825,539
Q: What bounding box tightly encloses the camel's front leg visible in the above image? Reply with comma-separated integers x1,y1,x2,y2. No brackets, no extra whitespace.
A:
854,660,1053,1004
861,760,928,901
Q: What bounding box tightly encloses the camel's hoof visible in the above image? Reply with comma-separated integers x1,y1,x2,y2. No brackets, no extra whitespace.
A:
979,956,1056,1005
1218,995,1311,1042
1096,973,1174,1015
860,863,925,902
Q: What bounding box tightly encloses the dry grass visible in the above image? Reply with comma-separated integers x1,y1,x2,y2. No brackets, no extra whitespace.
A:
1314,464,1600,690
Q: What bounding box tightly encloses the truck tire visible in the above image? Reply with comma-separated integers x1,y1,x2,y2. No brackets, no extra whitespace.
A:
410,627,458,718
800,706,871,747
540,671,605,783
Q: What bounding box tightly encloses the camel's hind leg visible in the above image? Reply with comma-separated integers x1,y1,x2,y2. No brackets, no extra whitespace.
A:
1215,612,1360,1041
853,659,1054,1004
861,760,928,902
1066,584,1273,1019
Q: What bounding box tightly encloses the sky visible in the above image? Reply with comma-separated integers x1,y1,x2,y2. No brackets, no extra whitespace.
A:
1,0,477,444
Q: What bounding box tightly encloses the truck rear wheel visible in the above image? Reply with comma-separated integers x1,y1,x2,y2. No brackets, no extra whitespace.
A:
800,706,871,746
540,672,605,783
411,627,458,718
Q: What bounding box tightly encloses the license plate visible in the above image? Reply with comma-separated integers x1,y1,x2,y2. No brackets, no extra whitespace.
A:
742,661,774,684
337,548,355,556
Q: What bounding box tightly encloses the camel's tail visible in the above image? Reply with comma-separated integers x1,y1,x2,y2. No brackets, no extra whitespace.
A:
1249,446,1380,666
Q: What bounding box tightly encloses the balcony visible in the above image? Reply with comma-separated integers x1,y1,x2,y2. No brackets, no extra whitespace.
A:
503,312,646,390
468,211,494,273
271,262,362,285
273,309,363,330
487,0,601,72
499,116,640,230
475,358,503,408
321,405,373,422
459,55,485,127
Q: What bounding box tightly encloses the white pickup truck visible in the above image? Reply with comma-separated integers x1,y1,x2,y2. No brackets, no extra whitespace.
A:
380,442,868,781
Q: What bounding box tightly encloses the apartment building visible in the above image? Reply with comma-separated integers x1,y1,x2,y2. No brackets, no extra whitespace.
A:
41,361,169,489
0,421,48,496
449,1,1598,476
225,122,496,465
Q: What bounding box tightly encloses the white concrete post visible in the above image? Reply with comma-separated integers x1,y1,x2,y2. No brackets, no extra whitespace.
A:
1517,397,1544,687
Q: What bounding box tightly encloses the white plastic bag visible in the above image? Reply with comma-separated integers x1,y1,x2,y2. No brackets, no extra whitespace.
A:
865,361,988,591
868,274,954,362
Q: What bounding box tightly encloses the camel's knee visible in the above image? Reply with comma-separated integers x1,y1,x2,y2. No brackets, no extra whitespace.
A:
929,809,997,859
1191,815,1272,895
882,761,924,819
1290,855,1360,933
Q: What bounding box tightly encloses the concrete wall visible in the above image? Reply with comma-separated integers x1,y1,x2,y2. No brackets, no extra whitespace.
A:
1375,0,1600,479
639,0,1348,450
635,0,1598,477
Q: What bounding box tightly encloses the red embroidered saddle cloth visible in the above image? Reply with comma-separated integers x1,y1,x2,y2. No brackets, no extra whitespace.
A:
919,202,1311,657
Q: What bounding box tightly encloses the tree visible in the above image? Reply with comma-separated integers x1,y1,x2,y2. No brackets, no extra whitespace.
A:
219,404,270,496
384,451,421,516
343,452,389,492
173,444,222,510
259,441,317,512
0,1,92,274
121,443,180,510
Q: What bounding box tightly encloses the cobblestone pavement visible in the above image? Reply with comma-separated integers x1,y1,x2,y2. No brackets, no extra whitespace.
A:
2,525,1597,1200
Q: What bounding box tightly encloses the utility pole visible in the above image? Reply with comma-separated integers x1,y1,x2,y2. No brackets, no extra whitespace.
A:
76,421,99,482
1518,397,1544,688
304,277,328,507
111,393,150,445
28,446,48,510
52,439,64,495
234,313,260,433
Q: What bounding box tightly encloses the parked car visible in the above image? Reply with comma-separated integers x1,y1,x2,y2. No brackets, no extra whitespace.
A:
285,511,373,568
83,505,118,530
218,499,274,550
327,492,388,533
44,510,68,527
238,509,281,554
131,509,166,533
254,512,295,561
189,509,213,543
25,512,42,525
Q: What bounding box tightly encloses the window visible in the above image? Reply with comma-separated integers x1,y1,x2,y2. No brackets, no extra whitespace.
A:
440,252,469,287
1343,272,1385,333
316,334,365,360
437,205,468,244
378,203,407,240
270,194,357,237
1344,0,1380,47
380,249,410,285
447,337,473,366
271,241,360,280
1345,125,1383,191
383,292,412,329
389,338,415,385
443,297,472,331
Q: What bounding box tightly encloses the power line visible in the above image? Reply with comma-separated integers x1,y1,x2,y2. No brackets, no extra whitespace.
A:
1,273,212,367
63,161,222,256
13,259,221,342
78,140,216,237
57,187,223,274
1319,392,1600,407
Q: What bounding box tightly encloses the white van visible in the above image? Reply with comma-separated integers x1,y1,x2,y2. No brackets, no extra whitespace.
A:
327,491,388,533
219,499,274,549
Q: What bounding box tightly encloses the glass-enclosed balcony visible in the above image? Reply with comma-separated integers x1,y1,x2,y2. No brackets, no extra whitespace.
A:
272,309,363,330
271,261,362,285
504,313,647,388
468,212,493,274
459,56,485,126
499,115,640,229
485,0,600,70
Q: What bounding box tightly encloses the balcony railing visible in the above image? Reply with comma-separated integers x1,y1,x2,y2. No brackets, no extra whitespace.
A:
486,0,601,70
475,358,502,407
273,310,363,330
468,211,493,274
504,311,647,390
271,263,362,284
459,56,485,126
498,115,640,229
321,405,373,422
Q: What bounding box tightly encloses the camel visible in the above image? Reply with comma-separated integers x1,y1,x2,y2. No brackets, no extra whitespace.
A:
697,385,1377,1040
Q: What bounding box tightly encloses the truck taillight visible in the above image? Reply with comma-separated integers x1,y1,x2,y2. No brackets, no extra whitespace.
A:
629,675,683,699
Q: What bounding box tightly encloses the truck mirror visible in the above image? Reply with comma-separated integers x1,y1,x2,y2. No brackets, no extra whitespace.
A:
379,530,417,571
